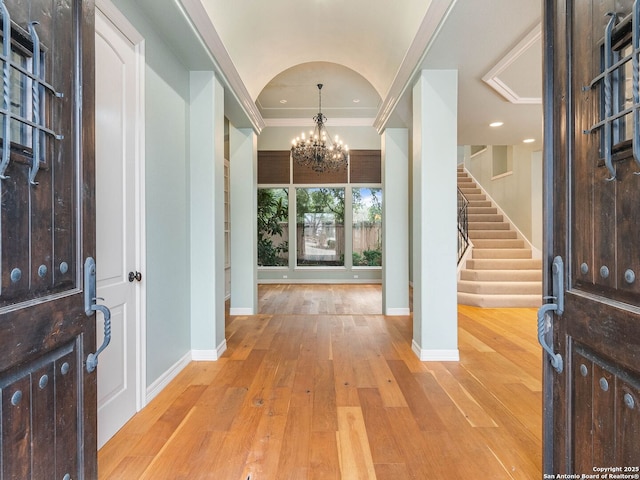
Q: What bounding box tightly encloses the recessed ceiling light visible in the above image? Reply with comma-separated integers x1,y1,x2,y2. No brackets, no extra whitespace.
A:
523,138,535,143
280,99,287,104
489,121,504,127
353,98,360,103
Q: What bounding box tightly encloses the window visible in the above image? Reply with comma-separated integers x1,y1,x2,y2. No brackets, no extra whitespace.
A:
470,145,487,157
296,187,344,266
257,188,289,266
591,14,637,175
0,30,36,154
257,150,382,277
491,145,510,178
352,187,382,266
0,21,53,179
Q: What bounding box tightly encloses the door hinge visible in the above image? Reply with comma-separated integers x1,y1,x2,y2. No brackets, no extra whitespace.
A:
537,255,564,373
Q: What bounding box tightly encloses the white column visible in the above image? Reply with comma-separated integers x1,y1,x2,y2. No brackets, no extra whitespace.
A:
382,128,410,315
189,71,227,360
411,70,459,361
229,126,258,314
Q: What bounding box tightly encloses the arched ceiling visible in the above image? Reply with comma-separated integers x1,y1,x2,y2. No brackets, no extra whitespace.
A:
200,0,433,101
256,63,380,123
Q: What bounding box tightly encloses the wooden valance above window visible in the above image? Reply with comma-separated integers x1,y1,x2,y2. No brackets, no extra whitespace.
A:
257,149,381,185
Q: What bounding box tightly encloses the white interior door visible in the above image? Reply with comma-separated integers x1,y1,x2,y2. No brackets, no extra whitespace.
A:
95,5,143,449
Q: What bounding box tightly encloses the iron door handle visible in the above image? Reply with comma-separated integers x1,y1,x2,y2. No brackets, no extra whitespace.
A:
84,257,112,373
86,303,111,373
537,256,564,373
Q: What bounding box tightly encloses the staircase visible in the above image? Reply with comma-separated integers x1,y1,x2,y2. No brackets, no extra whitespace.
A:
457,168,542,308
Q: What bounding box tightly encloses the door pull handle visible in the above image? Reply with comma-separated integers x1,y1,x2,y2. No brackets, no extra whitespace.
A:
84,257,112,373
537,256,564,373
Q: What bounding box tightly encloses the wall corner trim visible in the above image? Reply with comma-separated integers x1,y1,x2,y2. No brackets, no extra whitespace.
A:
229,307,255,316
411,341,460,362
192,340,227,361
385,307,411,316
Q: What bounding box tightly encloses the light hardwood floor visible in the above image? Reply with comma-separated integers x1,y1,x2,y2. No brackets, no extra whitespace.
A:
98,284,542,479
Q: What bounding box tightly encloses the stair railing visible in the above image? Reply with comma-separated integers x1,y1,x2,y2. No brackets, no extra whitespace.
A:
457,187,469,264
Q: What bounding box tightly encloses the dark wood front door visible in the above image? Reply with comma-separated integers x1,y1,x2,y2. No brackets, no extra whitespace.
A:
0,0,97,478
545,0,640,473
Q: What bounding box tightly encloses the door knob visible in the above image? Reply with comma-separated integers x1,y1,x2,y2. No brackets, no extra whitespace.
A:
128,271,142,282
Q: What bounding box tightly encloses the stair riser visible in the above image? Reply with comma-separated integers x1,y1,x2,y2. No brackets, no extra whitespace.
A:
468,207,497,214
472,249,533,259
469,230,517,239
469,222,510,230
465,194,487,201
472,239,525,249
466,259,542,270
460,270,542,282
469,214,504,222
467,200,492,207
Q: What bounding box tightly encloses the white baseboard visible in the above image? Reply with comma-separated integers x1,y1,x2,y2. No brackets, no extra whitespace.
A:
412,340,460,361
145,351,191,404
385,307,411,316
145,340,228,404
192,339,227,361
229,307,255,315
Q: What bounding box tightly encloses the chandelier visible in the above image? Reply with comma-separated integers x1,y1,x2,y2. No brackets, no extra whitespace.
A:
291,84,349,173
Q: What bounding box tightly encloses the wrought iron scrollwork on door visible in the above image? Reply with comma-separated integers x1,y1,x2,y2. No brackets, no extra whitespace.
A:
0,0,64,183
583,2,640,178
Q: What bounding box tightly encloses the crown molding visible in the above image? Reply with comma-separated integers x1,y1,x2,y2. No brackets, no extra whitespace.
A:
178,0,265,133
374,0,458,133
482,23,542,105
264,117,376,128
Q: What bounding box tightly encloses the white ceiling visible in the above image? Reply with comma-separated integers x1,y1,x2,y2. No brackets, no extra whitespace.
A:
144,0,544,149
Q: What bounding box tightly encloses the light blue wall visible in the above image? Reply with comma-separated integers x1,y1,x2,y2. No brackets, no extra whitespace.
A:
113,0,192,387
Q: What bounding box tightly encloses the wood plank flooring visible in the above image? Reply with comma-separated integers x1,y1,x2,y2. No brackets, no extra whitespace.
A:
99,285,542,479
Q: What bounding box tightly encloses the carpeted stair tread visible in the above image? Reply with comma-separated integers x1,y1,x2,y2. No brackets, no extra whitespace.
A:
457,292,541,308
458,280,542,295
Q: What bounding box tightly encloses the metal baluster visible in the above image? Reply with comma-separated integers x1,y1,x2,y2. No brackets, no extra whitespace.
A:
28,22,40,186
0,0,11,179
603,12,617,181
633,0,640,174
